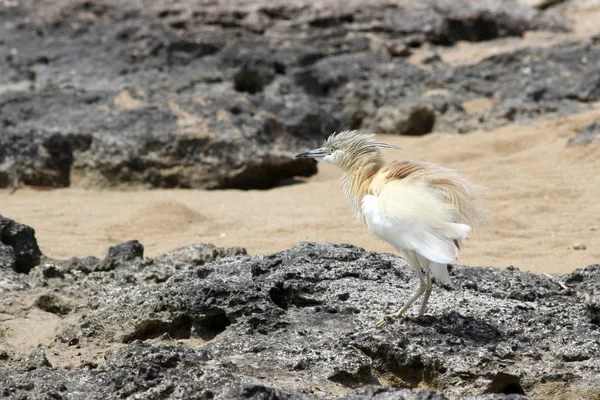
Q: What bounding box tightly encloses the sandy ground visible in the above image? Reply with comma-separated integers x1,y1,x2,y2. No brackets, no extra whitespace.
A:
2,109,599,275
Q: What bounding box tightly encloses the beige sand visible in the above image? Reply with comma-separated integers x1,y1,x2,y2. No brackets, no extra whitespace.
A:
2,109,599,274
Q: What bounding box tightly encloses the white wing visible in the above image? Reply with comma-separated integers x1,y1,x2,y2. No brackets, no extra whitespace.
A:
362,179,471,265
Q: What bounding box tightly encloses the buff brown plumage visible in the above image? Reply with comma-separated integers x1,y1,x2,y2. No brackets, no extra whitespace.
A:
296,130,486,326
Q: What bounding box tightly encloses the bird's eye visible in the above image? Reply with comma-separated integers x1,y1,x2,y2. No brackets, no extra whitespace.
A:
327,146,335,154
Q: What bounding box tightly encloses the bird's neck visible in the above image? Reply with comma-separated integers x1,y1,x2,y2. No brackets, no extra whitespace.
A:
341,157,383,221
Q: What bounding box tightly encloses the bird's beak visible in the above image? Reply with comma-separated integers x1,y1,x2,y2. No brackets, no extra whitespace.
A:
295,147,328,158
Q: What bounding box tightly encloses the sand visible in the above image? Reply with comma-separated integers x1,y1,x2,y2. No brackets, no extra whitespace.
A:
2,108,599,275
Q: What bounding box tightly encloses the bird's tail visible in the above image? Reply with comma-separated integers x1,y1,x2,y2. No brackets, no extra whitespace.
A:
443,222,471,239
415,252,455,287
429,261,454,288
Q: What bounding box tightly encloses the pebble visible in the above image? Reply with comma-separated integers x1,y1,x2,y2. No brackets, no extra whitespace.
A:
573,243,586,250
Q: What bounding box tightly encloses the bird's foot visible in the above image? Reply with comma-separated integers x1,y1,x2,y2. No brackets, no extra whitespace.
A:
376,313,419,328
375,314,403,328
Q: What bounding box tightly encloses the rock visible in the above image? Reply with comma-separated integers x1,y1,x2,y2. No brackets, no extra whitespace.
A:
588,298,600,326
294,53,384,97
0,89,340,190
423,53,443,65
155,243,247,267
3,342,231,399
233,58,278,94
227,384,301,399
373,105,436,136
0,215,43,273
39,264,65,279
1,0,352,190
563,264,600,326
0,263,29,293
21,348,52,372
0,128,74,187
425,2,554,44
34,293,72,315
568,122,600,146
484,372,525,395
0,0,576,188
1,242,593,399
1,343,537,399
344,386,449,399
342,36,600,134
228,385,456,399
573,243,587,250
386,41,412,58
522,0,567,10
53,256,103,274
291,0,569,47
0,243,17,271
107,240,145,263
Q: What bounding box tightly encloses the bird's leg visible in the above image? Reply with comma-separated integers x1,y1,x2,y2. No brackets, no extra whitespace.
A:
376,251,425,327
418,264,433,317
392,266,425,319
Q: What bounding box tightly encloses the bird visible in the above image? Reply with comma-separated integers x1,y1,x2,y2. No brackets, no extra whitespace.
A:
296,130,486,327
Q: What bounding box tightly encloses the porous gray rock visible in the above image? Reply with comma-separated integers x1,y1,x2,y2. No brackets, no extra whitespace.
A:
0,243,17,271
372,105,436,136
2,342,233,399
0,89,340,190
21,348,52,372
155,243,247,267
340,36,600,134
0,127,74,187
1,242,597,399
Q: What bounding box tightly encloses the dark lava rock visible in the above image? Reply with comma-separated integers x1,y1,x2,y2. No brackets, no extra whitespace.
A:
568,122,600,146
107,240,144,263
234,58,278,94
0,89,340,190
0,0,575,189
0,128,74,187
0,215,43,273
1,242,597,399
372,105,437,136
340,36,600,134
228,384,301,399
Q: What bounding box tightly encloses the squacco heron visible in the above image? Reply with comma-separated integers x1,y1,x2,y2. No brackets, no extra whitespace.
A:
296,131,486,327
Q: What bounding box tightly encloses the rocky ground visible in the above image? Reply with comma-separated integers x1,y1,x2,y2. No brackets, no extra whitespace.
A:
2,0,600,399
1,216,599,399
1,0,599,189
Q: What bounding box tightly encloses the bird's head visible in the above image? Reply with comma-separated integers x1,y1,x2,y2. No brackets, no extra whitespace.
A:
295,130,401,169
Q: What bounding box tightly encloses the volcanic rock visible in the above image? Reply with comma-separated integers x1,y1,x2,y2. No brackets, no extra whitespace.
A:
0,215,43,273
1,241,598,399
0,0,579,189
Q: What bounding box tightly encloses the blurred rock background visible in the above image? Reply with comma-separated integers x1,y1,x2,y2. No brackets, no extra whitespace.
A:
0,0,597,190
